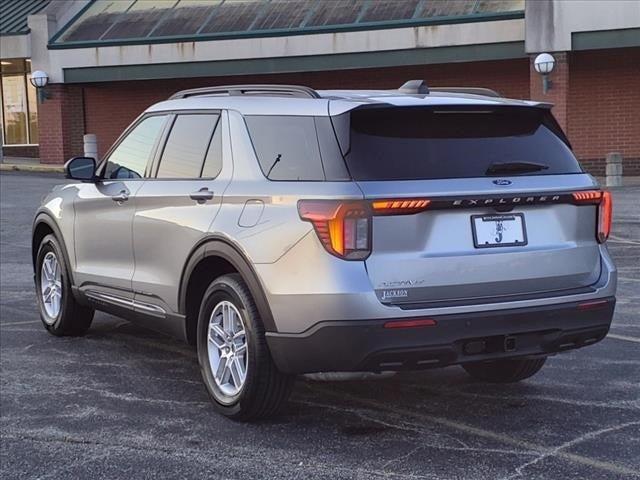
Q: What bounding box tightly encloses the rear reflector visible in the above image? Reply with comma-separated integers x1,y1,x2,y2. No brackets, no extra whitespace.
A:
371,198,431,216
384,318,437,329
577,299,609,311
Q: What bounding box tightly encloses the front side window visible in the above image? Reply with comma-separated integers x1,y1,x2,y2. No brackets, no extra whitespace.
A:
156,113,220,179
104,115,166,179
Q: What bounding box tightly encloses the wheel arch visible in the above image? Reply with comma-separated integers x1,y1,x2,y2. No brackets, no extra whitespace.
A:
179,236,277,345
32,212,75,285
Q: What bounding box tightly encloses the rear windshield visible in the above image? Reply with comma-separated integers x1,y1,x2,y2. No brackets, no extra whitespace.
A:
344,106,582,181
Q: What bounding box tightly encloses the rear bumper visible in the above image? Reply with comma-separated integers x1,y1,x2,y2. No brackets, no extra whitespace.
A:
266,297,615,374
255,235,617,334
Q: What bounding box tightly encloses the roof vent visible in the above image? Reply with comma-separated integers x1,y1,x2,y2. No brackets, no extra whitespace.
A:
398,80,429,95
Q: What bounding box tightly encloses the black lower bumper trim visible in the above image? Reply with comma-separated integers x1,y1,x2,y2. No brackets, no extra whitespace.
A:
266,297,615,374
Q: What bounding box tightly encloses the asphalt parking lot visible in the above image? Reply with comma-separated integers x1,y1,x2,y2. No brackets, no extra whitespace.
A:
1,171,638,480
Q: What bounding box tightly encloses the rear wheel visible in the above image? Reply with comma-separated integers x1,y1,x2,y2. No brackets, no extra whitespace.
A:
197,274,294,421
462,357,547,383
35,234,94,336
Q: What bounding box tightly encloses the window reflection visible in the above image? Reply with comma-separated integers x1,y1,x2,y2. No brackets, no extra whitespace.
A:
1,59,39,145
105,115,167,179
1,75,28,144
27,74,39,144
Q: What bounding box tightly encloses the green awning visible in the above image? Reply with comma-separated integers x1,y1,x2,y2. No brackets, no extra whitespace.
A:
50,0,524,49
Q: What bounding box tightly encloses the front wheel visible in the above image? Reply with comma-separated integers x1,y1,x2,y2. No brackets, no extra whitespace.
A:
462,357,547,383
197,274,294,421
35,234,94,336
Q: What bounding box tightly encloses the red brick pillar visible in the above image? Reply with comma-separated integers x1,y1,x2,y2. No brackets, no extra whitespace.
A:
529,52,569,132
38,84,85,164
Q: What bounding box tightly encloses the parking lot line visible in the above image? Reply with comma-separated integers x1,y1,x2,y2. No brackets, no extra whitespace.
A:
608,235,640,245
608,333,640,343
619,276,640,282
307,384,640,477
0,320,41,326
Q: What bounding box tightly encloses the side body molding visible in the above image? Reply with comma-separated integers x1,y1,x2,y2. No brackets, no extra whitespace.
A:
179,237,278,333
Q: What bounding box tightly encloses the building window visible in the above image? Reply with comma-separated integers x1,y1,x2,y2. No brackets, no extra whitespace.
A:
0,59,39,145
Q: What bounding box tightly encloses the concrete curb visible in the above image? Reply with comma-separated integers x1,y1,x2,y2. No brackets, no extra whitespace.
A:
0,163,64,173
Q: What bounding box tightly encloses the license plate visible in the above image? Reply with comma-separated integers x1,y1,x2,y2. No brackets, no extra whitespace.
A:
471,213,527,248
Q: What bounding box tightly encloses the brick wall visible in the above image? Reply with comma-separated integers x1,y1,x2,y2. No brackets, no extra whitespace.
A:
38,84,85,164
2,145,39,158
83,58,530,158
568,47,640,176
40,51,639,176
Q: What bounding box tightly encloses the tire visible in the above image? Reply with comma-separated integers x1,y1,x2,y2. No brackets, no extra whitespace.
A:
35,234,94,336
462,357,547,383
197,274,294,421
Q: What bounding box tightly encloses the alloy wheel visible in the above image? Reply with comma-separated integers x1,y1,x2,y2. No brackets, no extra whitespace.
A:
207,300,248,398
40,252,62,322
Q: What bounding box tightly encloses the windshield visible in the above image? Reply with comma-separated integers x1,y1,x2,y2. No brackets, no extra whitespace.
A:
344,106,582,181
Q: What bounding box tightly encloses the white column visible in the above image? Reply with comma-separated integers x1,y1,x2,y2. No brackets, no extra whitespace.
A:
83,134,98,161
605,152,623,187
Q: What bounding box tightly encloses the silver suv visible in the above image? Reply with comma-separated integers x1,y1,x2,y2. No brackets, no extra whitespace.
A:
32,82,616,420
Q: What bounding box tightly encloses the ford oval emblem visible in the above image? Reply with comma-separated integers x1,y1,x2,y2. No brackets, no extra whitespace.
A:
493,179,512,186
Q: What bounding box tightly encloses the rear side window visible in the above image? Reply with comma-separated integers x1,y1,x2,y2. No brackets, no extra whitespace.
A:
157,113,220,179
245,116,325,181
345,106,582,181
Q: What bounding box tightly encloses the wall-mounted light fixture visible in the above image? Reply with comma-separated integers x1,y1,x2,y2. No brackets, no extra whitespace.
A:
29,70,50,103
534,53,556,94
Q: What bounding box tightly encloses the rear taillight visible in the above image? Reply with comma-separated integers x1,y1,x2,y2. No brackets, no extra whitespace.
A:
572,190,602,202
598,191,612,243
572,190,612,243
298,200,371,260
299,197,432,260
371,198,431,216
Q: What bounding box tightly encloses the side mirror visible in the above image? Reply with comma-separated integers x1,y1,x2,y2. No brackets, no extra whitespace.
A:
65,157,97,182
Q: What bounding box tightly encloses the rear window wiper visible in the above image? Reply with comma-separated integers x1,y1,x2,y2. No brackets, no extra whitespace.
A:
266,153,282,177
486,161,549,176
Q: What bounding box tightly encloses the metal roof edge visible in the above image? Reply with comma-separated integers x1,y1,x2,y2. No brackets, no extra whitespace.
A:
48,11,524,50
62,41,526,84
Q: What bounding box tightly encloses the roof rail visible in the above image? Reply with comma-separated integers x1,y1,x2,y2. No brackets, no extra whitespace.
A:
429,87,502,98
169,84,320,100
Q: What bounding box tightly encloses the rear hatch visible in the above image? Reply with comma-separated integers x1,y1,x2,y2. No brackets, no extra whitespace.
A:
341,105,602,307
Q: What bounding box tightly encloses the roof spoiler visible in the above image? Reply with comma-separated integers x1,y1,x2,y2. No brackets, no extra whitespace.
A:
430,87,501,98
398,80,502,98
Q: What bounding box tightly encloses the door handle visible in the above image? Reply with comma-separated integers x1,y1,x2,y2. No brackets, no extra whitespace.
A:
111,190,129,203
190,188,214,203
